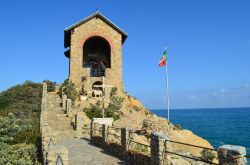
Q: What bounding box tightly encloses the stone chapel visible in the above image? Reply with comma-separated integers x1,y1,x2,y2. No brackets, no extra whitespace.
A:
64,12,127,100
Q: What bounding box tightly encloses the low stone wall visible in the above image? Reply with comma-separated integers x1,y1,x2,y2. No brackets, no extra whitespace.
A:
90,121,248,165
40,83,69,165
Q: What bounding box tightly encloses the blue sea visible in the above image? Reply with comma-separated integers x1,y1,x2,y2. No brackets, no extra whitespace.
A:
151,108,250,156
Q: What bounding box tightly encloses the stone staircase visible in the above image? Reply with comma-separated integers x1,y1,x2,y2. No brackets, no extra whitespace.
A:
42,89,131,165
46,93,75,141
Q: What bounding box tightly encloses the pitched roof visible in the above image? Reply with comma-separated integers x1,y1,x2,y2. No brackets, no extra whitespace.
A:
64,11,128,48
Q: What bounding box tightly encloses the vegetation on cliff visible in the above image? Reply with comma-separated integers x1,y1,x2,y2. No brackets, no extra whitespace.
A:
0,81,42,145
0,80,55,163
0,113,39,164
60,79,78,104
84,87,123,120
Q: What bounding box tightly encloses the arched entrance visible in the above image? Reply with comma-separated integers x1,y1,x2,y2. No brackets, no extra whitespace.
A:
83,36,111,77
92,81,103,97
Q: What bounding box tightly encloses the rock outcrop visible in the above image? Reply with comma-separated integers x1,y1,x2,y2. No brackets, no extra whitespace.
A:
113,94,215,159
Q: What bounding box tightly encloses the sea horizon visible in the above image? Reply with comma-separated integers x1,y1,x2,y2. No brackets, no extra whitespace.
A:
151,107,250,156
152,106,250,111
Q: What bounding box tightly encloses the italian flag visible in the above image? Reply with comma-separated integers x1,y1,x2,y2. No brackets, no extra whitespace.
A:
159,49,167,67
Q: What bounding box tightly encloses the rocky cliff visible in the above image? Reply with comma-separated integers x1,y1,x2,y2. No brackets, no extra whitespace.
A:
113,94,215,160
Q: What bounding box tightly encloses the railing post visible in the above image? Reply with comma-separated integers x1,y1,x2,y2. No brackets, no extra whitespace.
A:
91,122,96,139
90,121,94,140
75,112,83,138
66,99,72,117
102,124,107,141
150,132,169,165
121,128,127,151
62,94,67,111
218,145,247,165
126,129,135,151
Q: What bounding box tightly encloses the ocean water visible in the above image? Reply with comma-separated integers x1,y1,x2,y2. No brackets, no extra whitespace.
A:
151,108,250,156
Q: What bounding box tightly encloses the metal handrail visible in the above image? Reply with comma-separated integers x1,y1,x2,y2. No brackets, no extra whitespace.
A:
245,155,250,158
109,126,121,130
166,139,217,151
131,139,150,147
165,150,219,165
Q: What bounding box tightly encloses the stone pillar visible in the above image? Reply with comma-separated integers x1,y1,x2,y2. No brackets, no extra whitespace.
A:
121,128,127,151
102,124,107,141
150,132,169,165
90,122,100,142
75,113,83,138
218,145,247,165
42,83,47,111
62,95,67,111
47,146,69,165
66,99,72,117
43,83,47,98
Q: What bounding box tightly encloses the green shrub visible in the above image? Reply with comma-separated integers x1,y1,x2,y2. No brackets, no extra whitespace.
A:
0,113,39,164
0,143,40,164
84,103,103,119
43,80,56,92
0,81,45,163
61,80,78,104
0,81,42,146
59,79,69,94
0,113,32,143
200,149,216,162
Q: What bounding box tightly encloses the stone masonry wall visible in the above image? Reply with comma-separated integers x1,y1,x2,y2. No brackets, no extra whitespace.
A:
69,16,123,93
40,83,69,165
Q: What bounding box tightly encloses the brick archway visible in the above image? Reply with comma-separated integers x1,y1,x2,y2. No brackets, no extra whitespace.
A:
79,32,114,50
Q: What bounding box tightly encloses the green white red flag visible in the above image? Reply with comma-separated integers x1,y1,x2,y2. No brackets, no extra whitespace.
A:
159,49,167,67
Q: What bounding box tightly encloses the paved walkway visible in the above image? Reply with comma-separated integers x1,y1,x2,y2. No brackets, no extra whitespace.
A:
47,93,131,165
57,137,131,165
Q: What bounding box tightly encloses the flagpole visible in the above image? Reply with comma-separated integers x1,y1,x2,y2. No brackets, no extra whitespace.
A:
165,48,170,122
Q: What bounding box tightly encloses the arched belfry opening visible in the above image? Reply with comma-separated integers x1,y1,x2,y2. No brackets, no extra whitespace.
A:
83,36,111,77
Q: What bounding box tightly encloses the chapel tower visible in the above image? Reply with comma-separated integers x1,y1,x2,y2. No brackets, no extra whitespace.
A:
64,12,127,98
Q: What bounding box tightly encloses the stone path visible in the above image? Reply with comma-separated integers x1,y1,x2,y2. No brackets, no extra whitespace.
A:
57,138,131,165
46,93,131,165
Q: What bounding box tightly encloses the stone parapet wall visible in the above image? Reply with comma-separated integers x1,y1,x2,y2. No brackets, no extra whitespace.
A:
40,83,69,165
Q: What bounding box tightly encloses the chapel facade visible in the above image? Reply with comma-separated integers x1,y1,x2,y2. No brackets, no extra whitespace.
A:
64,12,127,99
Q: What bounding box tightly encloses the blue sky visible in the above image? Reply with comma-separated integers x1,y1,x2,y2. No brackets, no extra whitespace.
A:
0,0,250,109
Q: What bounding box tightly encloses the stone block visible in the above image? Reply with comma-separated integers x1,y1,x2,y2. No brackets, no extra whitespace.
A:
75,112,84,138
62,95,67,110
66,99,72,117
93,118,113,126
218,145,247,165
